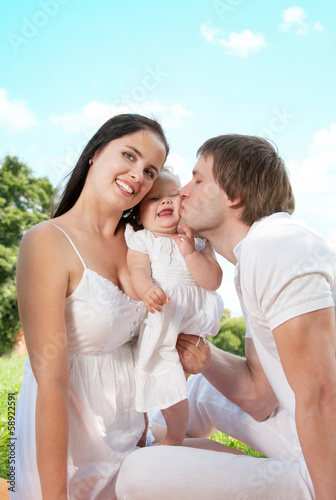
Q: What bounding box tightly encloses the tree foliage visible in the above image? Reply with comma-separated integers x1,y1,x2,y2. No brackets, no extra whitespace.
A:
208,309,246,357
0,156,54,354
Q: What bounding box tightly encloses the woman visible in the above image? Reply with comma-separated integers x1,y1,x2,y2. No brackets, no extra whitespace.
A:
13,114,169,500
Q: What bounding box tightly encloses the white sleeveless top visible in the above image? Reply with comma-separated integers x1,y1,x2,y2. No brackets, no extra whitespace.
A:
12,224,147,500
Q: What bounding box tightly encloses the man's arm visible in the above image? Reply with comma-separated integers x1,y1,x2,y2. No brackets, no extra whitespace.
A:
177,335,279,421
274,307,336,499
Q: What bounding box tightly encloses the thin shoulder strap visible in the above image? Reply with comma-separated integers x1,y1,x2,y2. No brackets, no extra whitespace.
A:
50,224,87,269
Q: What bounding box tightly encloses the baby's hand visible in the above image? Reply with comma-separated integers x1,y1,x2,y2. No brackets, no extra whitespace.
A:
174,224,196,258
143,285,169,313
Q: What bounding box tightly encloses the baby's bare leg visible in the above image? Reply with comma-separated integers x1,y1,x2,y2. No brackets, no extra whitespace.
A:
159,399,189,446
151,418,244,454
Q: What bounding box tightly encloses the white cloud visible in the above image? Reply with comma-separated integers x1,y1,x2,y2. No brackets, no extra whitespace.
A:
50,101,124,133
50,101,193,134
0,88,38,131
140,103,193,129
308,124,336,157
288,124,336,234
200,22,266,57
289,123,336,192
200,21,220,43
219,30,266,57
328,229,336,249
313,22,324,32
279,6,307,30
217,258,242,317
165,153,188,179
279,7,324,35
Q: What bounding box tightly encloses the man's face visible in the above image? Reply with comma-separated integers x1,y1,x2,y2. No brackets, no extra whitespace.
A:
179,154,227,238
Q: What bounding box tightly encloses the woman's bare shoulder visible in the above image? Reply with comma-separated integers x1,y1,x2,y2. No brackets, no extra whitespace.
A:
19,220,70,260
22,220,57,237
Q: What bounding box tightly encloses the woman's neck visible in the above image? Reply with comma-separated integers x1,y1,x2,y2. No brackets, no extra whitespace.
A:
62,195,123,237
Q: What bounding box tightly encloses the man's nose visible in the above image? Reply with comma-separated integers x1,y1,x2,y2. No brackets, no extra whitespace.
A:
179,183,190,198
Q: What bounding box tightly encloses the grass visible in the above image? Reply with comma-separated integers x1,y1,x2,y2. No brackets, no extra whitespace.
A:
0,352,263,479
210,431,264,458
0,352,27,479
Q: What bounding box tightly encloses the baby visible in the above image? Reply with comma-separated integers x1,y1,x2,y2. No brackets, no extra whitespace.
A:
125,168,224,446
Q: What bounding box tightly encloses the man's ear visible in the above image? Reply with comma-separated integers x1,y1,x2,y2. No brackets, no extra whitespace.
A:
226,194,243,208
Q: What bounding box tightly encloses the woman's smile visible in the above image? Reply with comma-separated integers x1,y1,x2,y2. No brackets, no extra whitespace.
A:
116,178,136,196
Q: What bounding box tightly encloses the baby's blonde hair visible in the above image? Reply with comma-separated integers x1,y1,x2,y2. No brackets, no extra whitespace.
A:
159,165,181,187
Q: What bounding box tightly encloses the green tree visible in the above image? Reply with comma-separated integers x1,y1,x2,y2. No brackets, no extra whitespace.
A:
0,156,54,354
208,309,246,357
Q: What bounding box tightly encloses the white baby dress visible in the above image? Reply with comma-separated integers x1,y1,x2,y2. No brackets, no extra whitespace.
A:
11,225,146,500
125,224,224,413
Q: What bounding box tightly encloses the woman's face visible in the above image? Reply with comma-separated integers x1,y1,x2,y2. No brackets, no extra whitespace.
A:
87,130,167,212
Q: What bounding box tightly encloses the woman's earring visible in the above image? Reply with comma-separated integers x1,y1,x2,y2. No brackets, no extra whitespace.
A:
122,208,134,218
89,158,93,166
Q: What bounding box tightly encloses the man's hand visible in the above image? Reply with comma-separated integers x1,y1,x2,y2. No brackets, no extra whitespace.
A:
176,334,211,374
143,285,169,313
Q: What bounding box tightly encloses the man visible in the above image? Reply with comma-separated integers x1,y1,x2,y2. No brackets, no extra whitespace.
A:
116,135,336,499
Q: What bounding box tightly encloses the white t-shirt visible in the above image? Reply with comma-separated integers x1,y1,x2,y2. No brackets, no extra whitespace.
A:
234,213,336,425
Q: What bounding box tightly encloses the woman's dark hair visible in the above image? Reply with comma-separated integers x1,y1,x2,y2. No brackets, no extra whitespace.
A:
52,114,169,217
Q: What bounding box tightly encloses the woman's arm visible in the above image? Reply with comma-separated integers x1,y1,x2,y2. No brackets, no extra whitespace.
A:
174,225,222,291
16,224,69,500
127,249,169,313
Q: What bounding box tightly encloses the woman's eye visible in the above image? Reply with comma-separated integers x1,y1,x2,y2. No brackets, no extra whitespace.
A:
124,152,134,160
144,169,154,178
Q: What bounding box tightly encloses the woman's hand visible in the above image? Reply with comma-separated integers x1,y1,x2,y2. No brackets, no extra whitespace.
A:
176,334,211,374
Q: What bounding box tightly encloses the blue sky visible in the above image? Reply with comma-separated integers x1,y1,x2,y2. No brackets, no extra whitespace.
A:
1,0,335,315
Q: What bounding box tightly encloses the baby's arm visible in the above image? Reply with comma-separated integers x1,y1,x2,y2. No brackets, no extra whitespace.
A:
127,249,170,313
174,224,222,291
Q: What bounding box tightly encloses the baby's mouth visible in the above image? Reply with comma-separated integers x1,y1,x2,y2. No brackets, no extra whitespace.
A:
158,209,174,217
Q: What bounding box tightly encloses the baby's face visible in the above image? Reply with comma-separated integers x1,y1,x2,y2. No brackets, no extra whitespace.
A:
139,172,181,236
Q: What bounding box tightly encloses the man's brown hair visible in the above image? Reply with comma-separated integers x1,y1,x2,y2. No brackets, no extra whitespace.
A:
197,134,295,226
